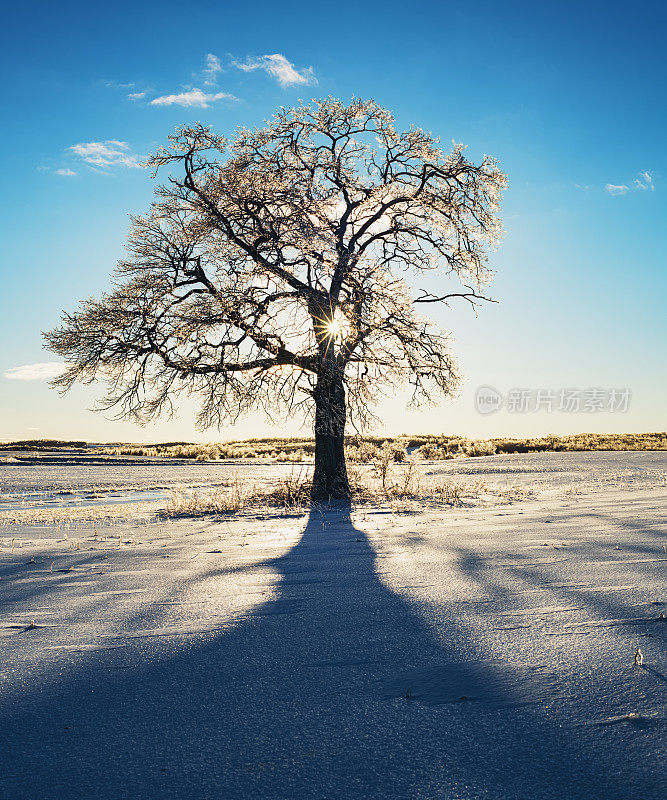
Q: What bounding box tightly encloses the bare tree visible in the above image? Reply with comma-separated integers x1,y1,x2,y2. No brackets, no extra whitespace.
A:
45,98,506,501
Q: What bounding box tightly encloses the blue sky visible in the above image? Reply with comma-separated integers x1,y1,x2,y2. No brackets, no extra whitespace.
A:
1,0,665,442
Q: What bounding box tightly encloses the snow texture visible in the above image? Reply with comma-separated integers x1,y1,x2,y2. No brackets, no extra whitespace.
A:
0,452,665,799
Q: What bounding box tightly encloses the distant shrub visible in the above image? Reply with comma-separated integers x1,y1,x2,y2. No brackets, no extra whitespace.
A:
91,431,666,462
0,439,88,451
416,443,437,459
346,442,383,462
464,440,497,457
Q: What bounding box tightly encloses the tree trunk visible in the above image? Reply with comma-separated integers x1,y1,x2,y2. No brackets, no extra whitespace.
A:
311,373,351,503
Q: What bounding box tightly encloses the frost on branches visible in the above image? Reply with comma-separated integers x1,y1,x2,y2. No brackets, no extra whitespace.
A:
45,98,507,501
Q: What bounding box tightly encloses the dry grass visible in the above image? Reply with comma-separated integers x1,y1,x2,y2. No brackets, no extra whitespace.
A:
160,464,504,518
78,431,667,463
163,470,313,516
0,501,159,528
497,485,536,503
0,465,516,528
3,432,664,462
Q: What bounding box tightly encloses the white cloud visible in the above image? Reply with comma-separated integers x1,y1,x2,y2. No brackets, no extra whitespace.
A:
54,168,77,176
605,183,629,196
232,53,317,88
103,79,135,89
68,140,142,170
4,362,67,381
633,170,655,191
203,53,222,85
150,88,236,108
128,91,146,100
606,171,656,196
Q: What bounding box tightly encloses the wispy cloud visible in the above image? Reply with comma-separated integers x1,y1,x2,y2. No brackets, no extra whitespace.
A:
203,53,222,85
232,53,317,87
606,171,656,196
103,79,149,102
54,168,77,176
102,79,135,90
105,56,234,107
150,88,236,108
634,170,654,191
68,140,142,170
4,362,67,381
605,183,629,196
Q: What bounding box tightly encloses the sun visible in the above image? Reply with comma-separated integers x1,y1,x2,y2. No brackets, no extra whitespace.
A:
323,312,350,341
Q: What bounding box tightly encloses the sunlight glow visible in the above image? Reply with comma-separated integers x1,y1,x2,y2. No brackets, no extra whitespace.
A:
323,312,351,341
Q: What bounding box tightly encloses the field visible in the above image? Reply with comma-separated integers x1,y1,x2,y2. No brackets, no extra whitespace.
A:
0,450,665,799
3,431,665,463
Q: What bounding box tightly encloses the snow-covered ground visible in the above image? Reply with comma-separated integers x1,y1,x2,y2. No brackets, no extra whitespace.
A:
0,452,665,799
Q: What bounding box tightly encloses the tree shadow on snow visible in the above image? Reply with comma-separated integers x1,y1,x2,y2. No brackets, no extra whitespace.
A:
0,508,639,799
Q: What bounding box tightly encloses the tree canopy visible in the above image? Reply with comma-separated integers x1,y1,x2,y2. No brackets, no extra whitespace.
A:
45,97,506,499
